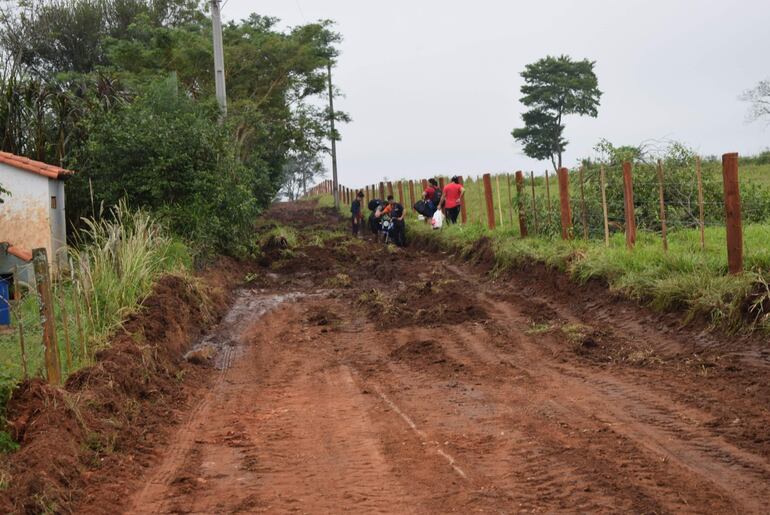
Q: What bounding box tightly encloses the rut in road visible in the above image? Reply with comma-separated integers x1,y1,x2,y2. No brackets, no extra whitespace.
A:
121,203,770,514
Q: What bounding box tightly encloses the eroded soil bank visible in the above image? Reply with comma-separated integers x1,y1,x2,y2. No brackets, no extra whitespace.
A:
5,201,770,514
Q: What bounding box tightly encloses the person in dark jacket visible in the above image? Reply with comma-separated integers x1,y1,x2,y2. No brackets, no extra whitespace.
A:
386,195,406,247
351,190,365,236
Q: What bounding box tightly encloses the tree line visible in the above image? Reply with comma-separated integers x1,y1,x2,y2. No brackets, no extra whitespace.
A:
0,0,342,256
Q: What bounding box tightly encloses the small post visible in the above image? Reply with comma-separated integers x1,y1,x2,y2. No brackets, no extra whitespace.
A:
408,180,416,212
478,176,484,225
421,179,428,192
579,165,589,240
387,181,394,197
365,185,370,205
33,248,62,385
530,171,538,233
545,169,553,227
58,285,72,372
397,181,405,205
12,267,27,379
506,173,514,226
482,173,496,230
438,177,446,190
557,167,572,240
657,160,668,252
600,165,610,247
722,152,743,274
379,182,385,199
622,161,637,249
458,176,467,223
515,171,528,237
696,157,706,251
495,174,504,227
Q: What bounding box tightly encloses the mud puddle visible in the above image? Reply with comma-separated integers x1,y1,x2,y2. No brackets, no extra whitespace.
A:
184,290,309,368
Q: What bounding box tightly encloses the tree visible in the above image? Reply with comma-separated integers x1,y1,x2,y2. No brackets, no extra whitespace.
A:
741,79,770,123
280,152,326,200
512,55,601,171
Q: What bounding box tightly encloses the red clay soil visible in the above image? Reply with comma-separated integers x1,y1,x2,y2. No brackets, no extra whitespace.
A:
0,259,247,514
5,201,770,514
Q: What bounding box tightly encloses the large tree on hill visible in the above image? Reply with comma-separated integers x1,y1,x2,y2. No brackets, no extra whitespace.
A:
512,55,601,171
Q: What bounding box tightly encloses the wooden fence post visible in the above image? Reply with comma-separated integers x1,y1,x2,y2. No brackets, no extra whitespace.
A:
476,177,480,226
12,266,27,379
387,181,394,198
657,160,668,252
600,165,610,247
722,152,743,274
530,171,538,233
438,177,446,190
515,171,527,237
696,157,706,251
33,248,62,385
506,174,514,226
379,182,385,199
458,176,467,223
545,169,552,227
495,175,504,227
408,180,416,212
579,165,589,240
557,168,572,240
622,161,637,249
482,173,496,230
397,181,405,205
58,286,72,372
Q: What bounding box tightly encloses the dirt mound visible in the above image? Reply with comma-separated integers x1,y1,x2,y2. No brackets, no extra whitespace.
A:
389,340,467,375
360,279,488,329
0,266,239,514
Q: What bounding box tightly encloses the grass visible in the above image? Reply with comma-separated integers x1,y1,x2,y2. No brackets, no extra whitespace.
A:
0,202,190,401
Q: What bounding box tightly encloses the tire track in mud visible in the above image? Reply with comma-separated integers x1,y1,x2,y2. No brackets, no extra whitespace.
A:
119,202,770,513
478,291,770,513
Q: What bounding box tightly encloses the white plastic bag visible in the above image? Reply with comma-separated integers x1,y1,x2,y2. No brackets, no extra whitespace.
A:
431,209,444,229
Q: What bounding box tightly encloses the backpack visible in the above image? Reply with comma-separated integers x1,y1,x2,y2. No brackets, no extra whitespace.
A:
434,188,442,206
413,200,427,216
368,198,381,211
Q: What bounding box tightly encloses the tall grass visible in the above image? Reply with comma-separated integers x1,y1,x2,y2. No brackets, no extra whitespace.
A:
71,201,190,338
0,202,190,386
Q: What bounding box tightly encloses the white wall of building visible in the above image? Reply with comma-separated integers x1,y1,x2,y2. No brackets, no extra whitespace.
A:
0,164,60,262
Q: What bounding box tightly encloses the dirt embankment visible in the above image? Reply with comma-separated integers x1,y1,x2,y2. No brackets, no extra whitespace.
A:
0,259,248,514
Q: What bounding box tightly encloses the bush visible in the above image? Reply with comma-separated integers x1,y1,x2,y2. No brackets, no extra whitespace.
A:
69,78,263,256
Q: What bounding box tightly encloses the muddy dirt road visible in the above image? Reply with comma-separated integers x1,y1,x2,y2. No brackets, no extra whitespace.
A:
116,203,770,513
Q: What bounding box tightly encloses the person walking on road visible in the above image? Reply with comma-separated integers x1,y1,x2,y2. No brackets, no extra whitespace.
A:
439,176,464,224
351,190,364,236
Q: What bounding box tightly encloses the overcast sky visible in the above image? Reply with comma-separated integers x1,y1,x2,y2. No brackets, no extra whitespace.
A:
221,0,770,187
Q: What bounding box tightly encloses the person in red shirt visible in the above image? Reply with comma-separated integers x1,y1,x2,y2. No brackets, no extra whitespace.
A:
439,176,464,224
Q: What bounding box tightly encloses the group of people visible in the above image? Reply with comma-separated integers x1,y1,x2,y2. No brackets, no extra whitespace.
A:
349,176,466,247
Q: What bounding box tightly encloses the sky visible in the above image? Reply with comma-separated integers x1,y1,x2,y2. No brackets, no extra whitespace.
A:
221,0,770,187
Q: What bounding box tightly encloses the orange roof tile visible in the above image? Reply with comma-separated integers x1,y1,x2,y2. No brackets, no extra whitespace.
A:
8,246,32,262
0,151,74,179
1,243,33,262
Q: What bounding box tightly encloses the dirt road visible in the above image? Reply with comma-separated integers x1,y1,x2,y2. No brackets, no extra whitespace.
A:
120,203,770,514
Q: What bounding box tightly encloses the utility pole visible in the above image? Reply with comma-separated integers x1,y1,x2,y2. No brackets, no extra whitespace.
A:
211,0,227,115
327,61,339,210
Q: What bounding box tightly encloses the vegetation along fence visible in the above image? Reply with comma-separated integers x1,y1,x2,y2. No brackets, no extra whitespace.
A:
308,151,768,276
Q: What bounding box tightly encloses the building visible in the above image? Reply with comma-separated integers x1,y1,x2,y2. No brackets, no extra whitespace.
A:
0,151,74,284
